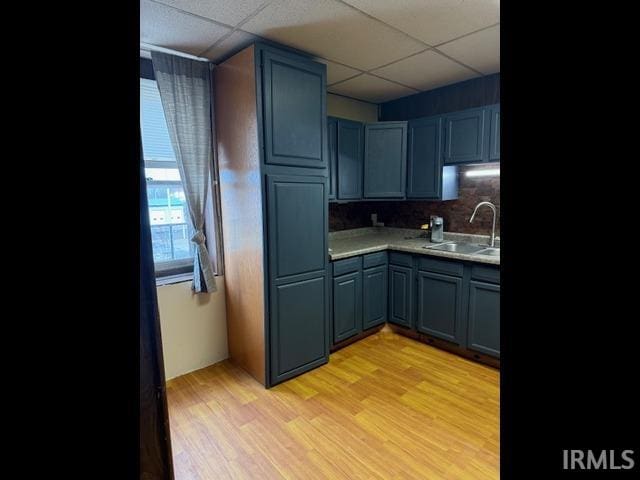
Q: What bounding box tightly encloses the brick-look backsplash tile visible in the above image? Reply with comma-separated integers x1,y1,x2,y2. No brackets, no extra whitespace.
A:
329,164,500,235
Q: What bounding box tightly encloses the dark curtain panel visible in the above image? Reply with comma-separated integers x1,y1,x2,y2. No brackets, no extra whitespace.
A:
140,129,174,480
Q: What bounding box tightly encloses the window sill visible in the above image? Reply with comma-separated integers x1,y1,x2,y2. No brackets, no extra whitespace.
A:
155,273,193,287
155,273,222,288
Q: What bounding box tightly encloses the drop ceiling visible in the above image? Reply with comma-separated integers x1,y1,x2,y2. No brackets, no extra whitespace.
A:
141,0,500,104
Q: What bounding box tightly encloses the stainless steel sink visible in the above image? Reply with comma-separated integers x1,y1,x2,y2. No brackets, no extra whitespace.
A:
475,247,500,257
423,242,487,254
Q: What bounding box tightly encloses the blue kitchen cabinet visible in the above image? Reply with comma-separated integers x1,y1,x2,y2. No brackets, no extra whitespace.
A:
363,122,408,198
407,115,458,200
333,270,362,343
443,106,487,165
270,275,328,384
362,264,388,329
337,119,364,200
416,270,464,345
467,268,500,358
488,104,500,161
327,117,338,200
388,264,413,328
262,49,327,169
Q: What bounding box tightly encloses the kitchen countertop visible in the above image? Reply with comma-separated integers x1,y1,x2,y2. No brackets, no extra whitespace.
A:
328,227,500,265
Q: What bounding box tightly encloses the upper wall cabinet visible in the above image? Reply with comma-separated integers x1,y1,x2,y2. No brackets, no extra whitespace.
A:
364,122,408,198
443,106,487,164
488,104,500,161
407,116,458,200
327,117,338,200
337,119,364,200
262,50,327,169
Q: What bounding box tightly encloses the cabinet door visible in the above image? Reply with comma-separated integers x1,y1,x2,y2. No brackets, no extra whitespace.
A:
416,270,463,344
467,281,500,357
337,119,364,200
362,265,388,329
333,271,362,343
489,104,500,161
443,107,487,164
388,264,413,328
364,122,407,198
267,175,327,280
407,116,443,199
327,117,338,200
270,275,328,384
262,50,326,169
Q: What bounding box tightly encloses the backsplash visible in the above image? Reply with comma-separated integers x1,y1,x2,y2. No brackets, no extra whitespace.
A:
329,163,500,235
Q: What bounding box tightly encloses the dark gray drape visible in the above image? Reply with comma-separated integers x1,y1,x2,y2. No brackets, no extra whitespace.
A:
151,52,217,293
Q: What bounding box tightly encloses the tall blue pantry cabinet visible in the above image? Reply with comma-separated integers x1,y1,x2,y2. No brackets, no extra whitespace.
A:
215,42,329,387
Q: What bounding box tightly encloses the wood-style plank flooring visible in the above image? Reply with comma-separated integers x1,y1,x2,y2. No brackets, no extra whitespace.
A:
166,330,500,479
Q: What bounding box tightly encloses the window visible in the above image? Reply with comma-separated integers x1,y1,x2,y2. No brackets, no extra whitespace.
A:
140,77,194,276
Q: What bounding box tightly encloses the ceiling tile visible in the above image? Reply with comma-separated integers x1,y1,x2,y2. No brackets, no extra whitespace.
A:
153,0,268,27
341,0,499,46
202,30,259,62
328,74,417,103
438,25,500,75
141,0,231,55
314,58,361,85
372,50,478,91
241,0,425,71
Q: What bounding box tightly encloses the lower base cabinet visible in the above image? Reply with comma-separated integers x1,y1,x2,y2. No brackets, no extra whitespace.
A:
362,265,388,329
332,252,388,345
330,252,499,360
333,271,362,343
416,270,463,344
388,264,413,328
467,280,500,357
270,275,328,384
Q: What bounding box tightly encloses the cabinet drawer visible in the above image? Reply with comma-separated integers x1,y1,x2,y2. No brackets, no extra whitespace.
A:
362,251,388,268
471,264,500,284
418,257,463,277
332,256,362,276
389,252,413,267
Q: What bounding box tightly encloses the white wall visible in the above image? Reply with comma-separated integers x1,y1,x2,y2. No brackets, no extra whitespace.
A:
156,278,228,380
327,93,378,122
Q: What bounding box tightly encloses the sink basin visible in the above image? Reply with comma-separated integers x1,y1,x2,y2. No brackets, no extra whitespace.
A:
475,247,500,257
424,242,487,254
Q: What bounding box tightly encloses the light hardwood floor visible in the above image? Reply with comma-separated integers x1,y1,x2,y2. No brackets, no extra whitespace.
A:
166,330,500,479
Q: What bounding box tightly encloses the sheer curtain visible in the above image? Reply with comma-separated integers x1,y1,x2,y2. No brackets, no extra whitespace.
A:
151,51,217,293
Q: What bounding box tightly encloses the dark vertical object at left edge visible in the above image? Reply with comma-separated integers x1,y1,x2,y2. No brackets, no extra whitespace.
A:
139,129,175,480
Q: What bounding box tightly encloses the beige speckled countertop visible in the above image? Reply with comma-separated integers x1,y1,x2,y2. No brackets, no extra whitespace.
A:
329,227,500,265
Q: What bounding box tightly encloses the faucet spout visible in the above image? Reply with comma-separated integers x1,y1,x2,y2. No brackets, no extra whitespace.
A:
469,201,498,247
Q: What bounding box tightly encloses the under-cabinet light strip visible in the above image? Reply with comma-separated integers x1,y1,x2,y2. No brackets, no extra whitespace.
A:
466,168,500,177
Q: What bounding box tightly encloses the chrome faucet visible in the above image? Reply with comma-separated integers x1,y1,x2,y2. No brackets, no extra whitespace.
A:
469,201,498,247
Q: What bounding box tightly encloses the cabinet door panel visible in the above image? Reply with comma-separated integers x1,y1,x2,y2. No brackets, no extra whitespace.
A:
416,270,463,344
407,116,442,199
362,265,388,329
333,271,362,343
337,119,364,200
327,117,338,199
271,275,328,384
267,175,327,280
388,264,412,328
364,122,407,198
443,107,487,164
489,104,500,161
467,281,500,357
263,50,326,168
